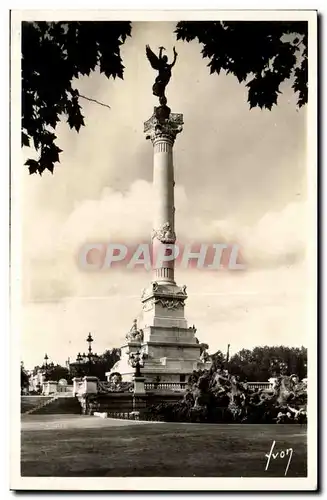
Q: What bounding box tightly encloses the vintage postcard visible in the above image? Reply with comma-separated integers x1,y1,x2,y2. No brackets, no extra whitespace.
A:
10,9,317,491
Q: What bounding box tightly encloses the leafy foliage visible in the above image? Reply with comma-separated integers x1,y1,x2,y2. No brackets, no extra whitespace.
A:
46,364,72,382
68,348,121,379
22,21,131,174
21,365,30,393
175,21,308,110
206,345,307,381
90,348,121,380
27,348,120,384
228,345,307,381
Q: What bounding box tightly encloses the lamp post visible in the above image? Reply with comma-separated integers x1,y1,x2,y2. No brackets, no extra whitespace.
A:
75,352,83,376
129,351,146,411
87,333,93,373
129,351,145,377
85,333,99,375
42,353,49,381
73,335,99,377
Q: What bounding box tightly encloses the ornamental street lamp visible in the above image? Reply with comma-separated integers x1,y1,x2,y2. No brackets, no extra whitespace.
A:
42,353,49,381
129,351,145,377
72,336,99,377
75,352,83,376
86,333,93,373
85,333,99,375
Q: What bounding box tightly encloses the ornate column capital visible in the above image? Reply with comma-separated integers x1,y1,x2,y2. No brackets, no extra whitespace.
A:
151,222,176,244
144,107,183,144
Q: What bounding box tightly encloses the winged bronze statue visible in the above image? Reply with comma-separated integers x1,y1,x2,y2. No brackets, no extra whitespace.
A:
146,45,178,105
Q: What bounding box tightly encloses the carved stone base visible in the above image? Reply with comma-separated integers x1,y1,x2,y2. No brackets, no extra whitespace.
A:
106,280,211,383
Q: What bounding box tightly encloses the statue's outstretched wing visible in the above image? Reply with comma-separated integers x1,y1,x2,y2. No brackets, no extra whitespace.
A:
146,45,160,70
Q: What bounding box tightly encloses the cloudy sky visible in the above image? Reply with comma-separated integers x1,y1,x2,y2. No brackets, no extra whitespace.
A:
21,21,309,369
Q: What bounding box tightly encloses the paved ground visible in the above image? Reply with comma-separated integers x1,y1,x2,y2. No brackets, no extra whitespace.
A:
21,414,307,477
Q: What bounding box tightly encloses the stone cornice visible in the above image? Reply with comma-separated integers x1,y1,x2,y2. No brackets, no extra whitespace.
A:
141,282,188,303
145,341,200,348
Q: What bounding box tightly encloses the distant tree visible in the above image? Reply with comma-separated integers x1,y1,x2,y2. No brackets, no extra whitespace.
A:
228,345,307,381
69,348,121,380
32,365,41,376
228,348,255,380
22,21,131,174
46,364,72,383
21,365,29,393
90,348,121,380
175,21,308,109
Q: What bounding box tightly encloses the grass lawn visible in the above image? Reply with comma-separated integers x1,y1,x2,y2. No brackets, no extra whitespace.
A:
21,415,307,477
21,396,51,413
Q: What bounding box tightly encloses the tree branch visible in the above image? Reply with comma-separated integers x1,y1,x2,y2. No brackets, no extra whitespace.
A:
79,94,111,109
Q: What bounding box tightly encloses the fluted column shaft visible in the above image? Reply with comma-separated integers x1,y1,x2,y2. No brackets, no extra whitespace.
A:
152,137,175,282
144,109,183,284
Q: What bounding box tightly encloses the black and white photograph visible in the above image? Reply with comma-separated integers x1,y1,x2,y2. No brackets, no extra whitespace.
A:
10,9,317,491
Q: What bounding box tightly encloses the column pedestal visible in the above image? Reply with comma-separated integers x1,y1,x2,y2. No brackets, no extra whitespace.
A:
133,375,146,395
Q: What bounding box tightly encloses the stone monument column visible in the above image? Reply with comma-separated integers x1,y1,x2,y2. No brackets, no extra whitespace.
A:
106,47,208,383
144,109,183,283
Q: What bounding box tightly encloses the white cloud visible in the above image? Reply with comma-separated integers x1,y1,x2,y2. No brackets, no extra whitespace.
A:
210,201,306,268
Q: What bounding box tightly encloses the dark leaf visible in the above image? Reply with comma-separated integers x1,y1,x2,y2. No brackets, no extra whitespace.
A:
176,20,308,110
22,132,30,147
24,158,39,175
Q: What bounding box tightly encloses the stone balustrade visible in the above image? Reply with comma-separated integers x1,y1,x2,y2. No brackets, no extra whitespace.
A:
144,382,187,391
73,377,274,397
247,382,273,391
